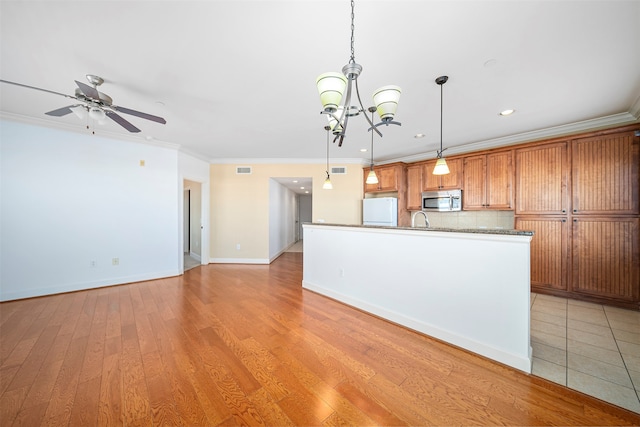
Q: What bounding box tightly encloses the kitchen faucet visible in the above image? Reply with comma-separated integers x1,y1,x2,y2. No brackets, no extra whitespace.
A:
411,211,430,228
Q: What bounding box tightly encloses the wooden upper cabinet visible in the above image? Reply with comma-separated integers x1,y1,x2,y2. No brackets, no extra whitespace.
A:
422,158,462,191
363,163,405,193
406,164,423,210
571,132,639,215
462,151,513,210
515,142,569,215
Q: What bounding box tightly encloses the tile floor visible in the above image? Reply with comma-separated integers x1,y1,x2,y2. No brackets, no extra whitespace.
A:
531,293,640,413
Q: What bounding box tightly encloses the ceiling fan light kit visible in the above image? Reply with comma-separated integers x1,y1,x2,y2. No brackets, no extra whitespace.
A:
316,0,401,147
0,74,166,134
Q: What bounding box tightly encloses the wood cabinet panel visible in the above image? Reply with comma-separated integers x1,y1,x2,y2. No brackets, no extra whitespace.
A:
406,164,423,210
486,152,513,209
516,217,569,291
363,163,404,193
423,158,462,191
572,132,639,215
462,156,485,209
515,142,569,215
572,217,639,302
463,152,512,210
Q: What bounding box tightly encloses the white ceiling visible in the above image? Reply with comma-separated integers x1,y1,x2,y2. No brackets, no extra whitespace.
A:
1,0,639,173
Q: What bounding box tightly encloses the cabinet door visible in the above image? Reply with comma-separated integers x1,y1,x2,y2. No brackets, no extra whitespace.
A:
439,158,462,190
406,165,423,210
486,152,513,209
378,166,400,192
572,217,639,302
516,217,569,291
462,155,486,209
422,160,439,191
572,132,639,215
423,158,462,191
515,142,569,215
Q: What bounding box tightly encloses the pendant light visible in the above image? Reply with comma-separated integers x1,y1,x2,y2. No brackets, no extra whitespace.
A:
322,126,333,190
316,0,401,147
433,75,450,175
365,107,378,184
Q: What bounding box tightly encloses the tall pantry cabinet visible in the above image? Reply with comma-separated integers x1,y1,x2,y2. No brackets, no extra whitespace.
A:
515,127,639,309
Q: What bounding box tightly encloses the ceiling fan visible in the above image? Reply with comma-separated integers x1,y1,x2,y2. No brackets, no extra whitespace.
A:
0,74,166,133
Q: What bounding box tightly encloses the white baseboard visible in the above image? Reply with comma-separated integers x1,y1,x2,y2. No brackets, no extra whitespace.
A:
0,269,181,302
209,258,269,264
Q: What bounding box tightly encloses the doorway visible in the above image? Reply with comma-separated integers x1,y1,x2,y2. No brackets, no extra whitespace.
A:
183,179,202,270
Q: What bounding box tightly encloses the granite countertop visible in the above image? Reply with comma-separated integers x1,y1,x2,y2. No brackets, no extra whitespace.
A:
308,222,534,236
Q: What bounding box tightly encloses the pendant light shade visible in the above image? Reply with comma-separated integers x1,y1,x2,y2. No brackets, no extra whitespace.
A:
323,174,333,190
433,75,450,175
366,169,378,185
432,157,450,175
316,72,347,113
373,85,402,122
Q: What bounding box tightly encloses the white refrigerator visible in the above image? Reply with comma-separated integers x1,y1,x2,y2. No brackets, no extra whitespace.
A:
363,197,398,226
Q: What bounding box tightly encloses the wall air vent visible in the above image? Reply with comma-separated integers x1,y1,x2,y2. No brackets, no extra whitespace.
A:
331,166,347,175
236,166,252,174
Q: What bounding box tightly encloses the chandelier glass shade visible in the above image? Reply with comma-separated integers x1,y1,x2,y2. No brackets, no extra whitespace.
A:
316,0,401,146
432,157,450,175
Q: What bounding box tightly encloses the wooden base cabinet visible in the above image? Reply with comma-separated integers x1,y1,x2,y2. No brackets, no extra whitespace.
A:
572,217,639,304
516,216,569,292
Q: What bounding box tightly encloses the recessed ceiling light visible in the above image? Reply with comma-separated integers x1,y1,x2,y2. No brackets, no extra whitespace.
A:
500,109,515,116
300,186,304,190
305,191,310,194
293,180,298,183
360,148,367,152
414,133,425,138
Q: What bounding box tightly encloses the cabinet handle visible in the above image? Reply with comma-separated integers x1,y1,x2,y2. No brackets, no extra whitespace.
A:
573,219,577,222
562,219,566,223
573,209,577,213
562,209,566,213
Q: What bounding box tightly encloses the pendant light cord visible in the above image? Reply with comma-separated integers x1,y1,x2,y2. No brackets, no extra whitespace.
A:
370,109,375,169
439,82,443,158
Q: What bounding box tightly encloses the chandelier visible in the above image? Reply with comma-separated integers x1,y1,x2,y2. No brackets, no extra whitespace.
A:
316,0,401,146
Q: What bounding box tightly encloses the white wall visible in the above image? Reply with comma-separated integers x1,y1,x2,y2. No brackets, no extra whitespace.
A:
268,179,297,261
303,224,533,373
0,120,183,301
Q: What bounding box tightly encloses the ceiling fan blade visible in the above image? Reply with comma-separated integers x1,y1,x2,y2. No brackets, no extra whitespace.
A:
75,80,100,100
113,106,166,124
45,105,74,117
1,79,76,100
106,111,141,133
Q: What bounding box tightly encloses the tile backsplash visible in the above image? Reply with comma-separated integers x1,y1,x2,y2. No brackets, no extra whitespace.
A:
412,210,515,229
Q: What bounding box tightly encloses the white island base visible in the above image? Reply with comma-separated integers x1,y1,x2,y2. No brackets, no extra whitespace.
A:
302,224,533,373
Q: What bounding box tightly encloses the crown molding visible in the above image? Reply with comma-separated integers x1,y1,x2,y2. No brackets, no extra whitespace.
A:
209,157,368,165
388,112,640,165
0,112,180,151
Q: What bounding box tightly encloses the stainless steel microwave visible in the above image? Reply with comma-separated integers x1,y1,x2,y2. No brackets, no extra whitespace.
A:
422,189,462,212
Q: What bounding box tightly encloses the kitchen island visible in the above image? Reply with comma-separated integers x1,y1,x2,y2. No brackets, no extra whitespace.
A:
302,223,534,373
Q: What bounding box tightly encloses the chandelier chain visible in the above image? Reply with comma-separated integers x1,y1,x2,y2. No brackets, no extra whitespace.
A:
349,0,356,64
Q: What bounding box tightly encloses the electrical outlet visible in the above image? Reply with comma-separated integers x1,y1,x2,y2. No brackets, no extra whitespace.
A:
112,257,119,266
236,244,241,250
90,260,96,268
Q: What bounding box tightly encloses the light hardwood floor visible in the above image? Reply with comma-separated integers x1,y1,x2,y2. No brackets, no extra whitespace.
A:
1,252,639,426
